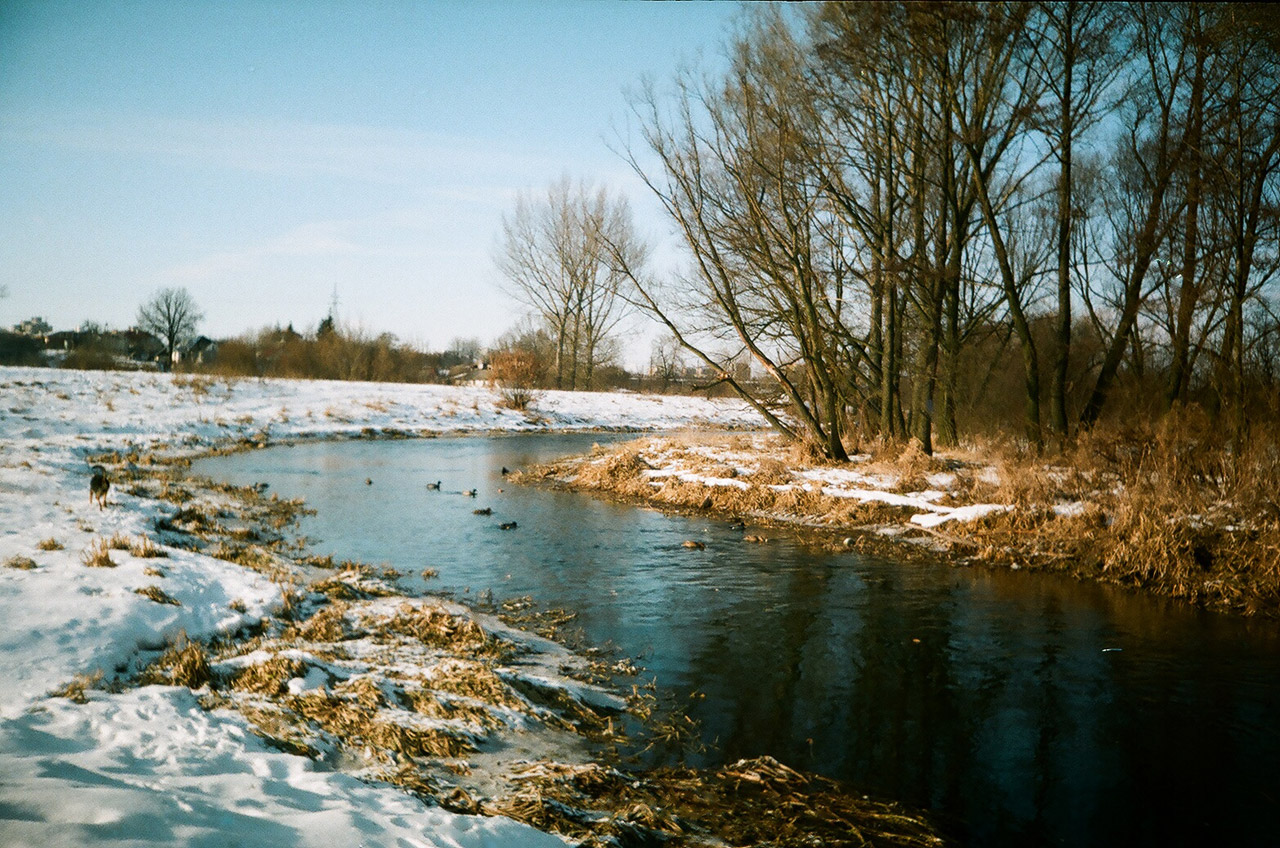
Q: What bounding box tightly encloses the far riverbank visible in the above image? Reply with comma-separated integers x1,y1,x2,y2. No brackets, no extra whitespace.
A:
518,421,1280,620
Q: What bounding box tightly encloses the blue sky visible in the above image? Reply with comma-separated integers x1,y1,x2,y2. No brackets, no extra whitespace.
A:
0,0,745,361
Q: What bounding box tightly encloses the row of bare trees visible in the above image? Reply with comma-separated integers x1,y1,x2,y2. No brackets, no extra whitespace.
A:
611,1,1279,458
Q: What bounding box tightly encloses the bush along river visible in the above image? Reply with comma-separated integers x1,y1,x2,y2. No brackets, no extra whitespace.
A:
193,433,1280,847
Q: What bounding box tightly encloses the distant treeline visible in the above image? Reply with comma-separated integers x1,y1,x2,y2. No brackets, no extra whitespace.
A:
194,324,670,392
194,324,452,384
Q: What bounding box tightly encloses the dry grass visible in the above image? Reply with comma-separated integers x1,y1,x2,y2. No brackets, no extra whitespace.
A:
956,412,1280,616
135,585,182,605
50,670,104,704
406,685,501,729
240,704,324,759
129,535,168,558
889,438,948,492
573,448,654,497
293,603,358,642
209,542,280,575
485,757,946,848
4,555,37,570
428,660,525,712
366,717,473,759
378,603,489,650
232,656,310,696
80,539,117,568
36,538,64,551
139,632,213,688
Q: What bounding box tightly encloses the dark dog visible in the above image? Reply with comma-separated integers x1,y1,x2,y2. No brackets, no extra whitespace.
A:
89,465,110,509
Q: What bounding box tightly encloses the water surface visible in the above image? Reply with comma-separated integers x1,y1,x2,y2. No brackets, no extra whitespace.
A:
194,434,1280,847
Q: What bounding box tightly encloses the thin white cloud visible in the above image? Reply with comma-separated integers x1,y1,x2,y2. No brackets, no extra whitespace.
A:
0,111,565,188
164,220,369,282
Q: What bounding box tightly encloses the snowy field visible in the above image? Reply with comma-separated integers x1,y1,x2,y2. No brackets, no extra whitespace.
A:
0,366,762,848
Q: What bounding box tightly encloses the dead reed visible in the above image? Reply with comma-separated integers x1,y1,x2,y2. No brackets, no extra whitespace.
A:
134,585,181,606
50,670,105,704
231,656,310,696
80,539,117,568
139,632,212,688
484,756,946,847
129,535,168,558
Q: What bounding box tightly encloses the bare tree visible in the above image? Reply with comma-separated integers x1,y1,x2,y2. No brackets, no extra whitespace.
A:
136,287,203,368
648,332,685,392
1030,0,1128,443
1208,5,1280,441
1079,3,1197,427
620,10,864,460
496,176,642,390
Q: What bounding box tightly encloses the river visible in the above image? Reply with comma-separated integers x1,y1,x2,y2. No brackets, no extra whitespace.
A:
192,433,1280,847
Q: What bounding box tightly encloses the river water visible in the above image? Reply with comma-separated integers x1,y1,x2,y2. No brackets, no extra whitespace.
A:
192,434,1280,847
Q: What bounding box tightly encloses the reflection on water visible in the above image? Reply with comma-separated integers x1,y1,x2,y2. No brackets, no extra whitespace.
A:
194,435,1280,847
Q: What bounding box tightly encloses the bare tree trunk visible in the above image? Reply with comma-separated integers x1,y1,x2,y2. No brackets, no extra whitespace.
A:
1050,0,1077,445
1164,6,1207,409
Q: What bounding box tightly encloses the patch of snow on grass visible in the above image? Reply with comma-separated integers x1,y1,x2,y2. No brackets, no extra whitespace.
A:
910,503,1012,528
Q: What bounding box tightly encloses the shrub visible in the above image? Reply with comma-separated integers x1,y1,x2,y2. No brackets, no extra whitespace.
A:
490,350,543,411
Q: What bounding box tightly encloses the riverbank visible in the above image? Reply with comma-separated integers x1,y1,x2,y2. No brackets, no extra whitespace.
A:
519,422,1280,620
0,366,946,847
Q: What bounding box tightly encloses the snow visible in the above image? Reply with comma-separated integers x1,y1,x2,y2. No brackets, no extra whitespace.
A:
909,503,1013,528
0,365,762,846
623,436,1012,532
0,689,563,848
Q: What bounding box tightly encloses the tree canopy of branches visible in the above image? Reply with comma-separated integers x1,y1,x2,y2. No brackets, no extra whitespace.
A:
496,176,644,390
136,287,203,367
620,1,1280,458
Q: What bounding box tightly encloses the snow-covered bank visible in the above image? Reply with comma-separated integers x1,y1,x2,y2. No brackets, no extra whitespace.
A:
526,433,1015,542
0,366,763,847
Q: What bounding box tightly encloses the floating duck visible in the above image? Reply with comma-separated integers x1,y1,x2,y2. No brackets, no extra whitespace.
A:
682,540,705,550
465,489,478,498
365,478,373,486
426,481,441,490
473,507,492,516
498,521,518,531
729,521,746,531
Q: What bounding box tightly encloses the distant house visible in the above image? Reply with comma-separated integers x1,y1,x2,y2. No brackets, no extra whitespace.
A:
26,327,163,370
44,330,85,351
186,336,218,364
118,329,165,365
13,317,52,336
447,360,490,386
